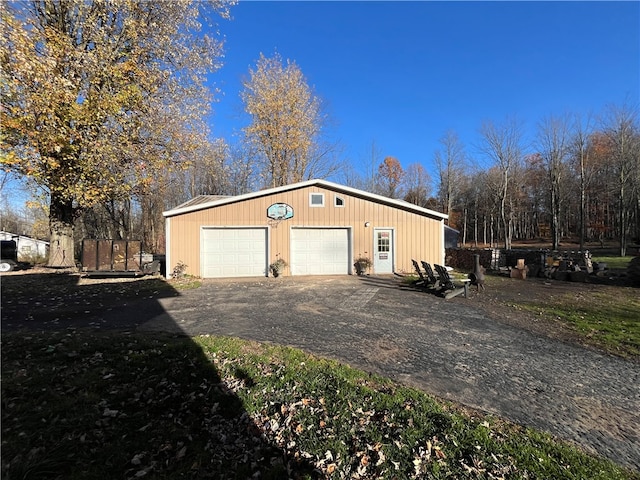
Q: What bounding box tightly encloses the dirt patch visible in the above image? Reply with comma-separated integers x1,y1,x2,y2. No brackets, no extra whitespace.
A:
361,336,412,366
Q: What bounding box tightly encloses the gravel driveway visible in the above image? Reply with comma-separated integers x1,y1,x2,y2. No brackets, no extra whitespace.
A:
138,275,640,471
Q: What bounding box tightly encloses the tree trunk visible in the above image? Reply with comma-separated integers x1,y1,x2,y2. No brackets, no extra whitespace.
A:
501,169,511,250
502,208,511,250
551,188,560,251
490,214,494,247
48,193,76,268
579,151,586,250
619,173,627,257
619,184,627,257
473,206,478,247
462,207,467,246
636,195,640,242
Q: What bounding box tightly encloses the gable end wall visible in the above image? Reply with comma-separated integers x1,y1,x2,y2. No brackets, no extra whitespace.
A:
167,185,444,277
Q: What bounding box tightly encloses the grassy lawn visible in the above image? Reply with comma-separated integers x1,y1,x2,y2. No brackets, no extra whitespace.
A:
519,288,640,358
170,276,203,290
521,288,640,357
2,332,637,479
591,255,633,270
409,269,639,359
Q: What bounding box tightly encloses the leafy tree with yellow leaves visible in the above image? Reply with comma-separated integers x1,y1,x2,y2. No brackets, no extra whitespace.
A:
241,52,339,188
1,0,233,266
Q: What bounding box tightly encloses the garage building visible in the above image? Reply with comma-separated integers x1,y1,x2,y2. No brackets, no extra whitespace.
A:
163,179,447,278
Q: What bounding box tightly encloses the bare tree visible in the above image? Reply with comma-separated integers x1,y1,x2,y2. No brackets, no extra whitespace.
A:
536,114,572,250
138,190,167,254
359,140,385,193
457,167,488,247
434,130,466,224
403,163,432,208
0,171,11,194
478,118,524,250
187,139,230,197
633,132,640,243
570,114,595,249
338,162,364,190
225,143,259,196
601,102,640,256
337,140,384,192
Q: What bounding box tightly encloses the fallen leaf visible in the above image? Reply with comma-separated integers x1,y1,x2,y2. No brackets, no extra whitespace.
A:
176,446,187,460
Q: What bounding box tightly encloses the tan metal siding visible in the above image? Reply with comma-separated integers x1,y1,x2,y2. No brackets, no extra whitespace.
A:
168,185,444,277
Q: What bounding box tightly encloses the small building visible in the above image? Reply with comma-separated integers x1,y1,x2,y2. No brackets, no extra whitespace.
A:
163,179,448,278
445,226,460,249
0,231,49,261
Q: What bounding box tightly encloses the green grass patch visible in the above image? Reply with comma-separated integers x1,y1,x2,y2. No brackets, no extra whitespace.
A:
402,274,420,284
591,255,633,270
520,290,640,358
2,332,636,479
169,276,202,290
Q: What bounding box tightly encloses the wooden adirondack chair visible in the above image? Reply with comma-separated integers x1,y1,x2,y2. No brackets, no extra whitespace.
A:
411,259,429,287
420,261,440,289
433,264,469,299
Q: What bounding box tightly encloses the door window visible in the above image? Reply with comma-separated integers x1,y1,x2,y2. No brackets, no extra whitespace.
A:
377,231,390,252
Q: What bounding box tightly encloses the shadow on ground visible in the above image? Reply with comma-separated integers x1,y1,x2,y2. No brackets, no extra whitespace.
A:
1,271,316,478
356,273,418,291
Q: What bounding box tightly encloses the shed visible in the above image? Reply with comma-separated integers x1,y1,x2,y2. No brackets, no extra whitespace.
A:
445,226,460,249
163,179,448,278
0,231,49,261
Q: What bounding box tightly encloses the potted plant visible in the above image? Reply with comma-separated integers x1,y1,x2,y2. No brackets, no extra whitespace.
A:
269,258,288,277
354,256,372,276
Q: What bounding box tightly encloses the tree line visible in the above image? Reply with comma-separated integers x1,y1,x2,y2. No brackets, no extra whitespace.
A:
2,1,638,266
391,107,640,257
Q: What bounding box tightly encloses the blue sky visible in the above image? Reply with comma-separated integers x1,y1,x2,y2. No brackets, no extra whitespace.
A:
209,1,639,178
2,1,638,210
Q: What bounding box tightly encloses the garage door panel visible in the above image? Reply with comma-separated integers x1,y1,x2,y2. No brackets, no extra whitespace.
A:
202,228,267,278
291,228,348,275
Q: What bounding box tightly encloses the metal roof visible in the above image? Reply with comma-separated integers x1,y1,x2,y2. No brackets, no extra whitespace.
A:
169,195,230,210
163,179,448,221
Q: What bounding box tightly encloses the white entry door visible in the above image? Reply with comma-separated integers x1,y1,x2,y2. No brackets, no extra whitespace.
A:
373,229,393,274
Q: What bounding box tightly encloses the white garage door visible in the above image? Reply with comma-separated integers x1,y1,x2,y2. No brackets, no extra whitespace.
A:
201,228,267,278
291,228,349,275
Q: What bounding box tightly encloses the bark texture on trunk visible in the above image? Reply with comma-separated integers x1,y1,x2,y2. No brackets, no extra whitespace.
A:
48,194,76,268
